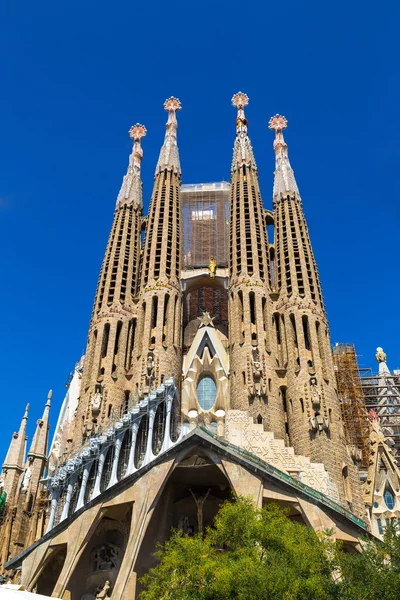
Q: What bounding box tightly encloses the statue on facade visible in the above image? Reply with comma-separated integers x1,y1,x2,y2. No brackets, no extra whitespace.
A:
310,377,321,410
92,544,120,572
249,348,266,398
189,488,211,533
95,580,111,600
21,467,32,493
208,257,217,278
376,347,387,363
91,385,103,418
144,352,155,389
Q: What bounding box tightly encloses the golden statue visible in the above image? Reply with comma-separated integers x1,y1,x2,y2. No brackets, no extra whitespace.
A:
208,257,216,278
376,347,387,363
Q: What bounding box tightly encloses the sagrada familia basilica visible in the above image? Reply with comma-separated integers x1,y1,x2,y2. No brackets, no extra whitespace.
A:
0,93,399,598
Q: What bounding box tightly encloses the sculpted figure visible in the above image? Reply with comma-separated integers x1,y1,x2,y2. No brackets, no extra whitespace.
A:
91,385,103,417
95,580,111,600
189,488,211,533
310,377,321,410
208,257,217,278
21,467,32,493
376,347,387,363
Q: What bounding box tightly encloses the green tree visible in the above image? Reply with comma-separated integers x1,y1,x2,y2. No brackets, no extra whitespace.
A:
335,520,400,600
139,497,339,600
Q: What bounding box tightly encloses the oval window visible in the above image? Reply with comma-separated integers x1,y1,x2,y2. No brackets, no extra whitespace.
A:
197,376,217,411
384,488,395,510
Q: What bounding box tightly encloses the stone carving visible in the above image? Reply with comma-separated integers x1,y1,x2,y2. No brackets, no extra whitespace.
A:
249,348,267,398
143,352,155,390
225,410,339,502
308,377,329,433
189,488,211,533
95,580,111,600
177,514,192,535
91,385,103,418
208,257,216,278
92,544,120,573
21,467,31,493
376,347,387,363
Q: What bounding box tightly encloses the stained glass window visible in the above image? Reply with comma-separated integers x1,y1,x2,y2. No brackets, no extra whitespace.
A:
197,376,217,411
384,488,395,510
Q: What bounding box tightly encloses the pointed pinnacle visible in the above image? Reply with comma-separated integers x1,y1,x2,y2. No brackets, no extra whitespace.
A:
46,390,52,406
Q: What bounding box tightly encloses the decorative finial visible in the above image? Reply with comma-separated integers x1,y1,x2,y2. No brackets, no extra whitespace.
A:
164,97,182,112
268,114,288,132
231,92,249,109
376,347,387,363
199,311,215,328
230,92,256,171
155,98,182,175
46,390,52,406
129,123,147,141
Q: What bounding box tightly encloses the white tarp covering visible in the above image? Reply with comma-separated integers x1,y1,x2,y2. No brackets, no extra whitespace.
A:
0,586,61,600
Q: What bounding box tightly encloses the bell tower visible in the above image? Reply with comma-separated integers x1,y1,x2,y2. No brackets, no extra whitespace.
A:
75,124,146,442
269,115,362,509
134,98,183,395
228,93,281,433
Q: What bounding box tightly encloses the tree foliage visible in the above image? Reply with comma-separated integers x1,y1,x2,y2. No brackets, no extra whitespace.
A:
139,498,338,600
140,497,400,600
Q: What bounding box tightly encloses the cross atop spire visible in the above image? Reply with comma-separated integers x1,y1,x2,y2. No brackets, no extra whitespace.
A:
269,114,300,199
155,97,182,176
231,92,257,172
116,123,147,208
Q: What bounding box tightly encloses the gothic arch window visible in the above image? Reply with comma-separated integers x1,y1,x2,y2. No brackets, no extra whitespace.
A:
84,462,97,504
170,393,181,443
100,446,115,493
134,415,148,469
69,472,83,516
117,429,132,481
384,488,395,510
197,375,217,411
152,402,166,455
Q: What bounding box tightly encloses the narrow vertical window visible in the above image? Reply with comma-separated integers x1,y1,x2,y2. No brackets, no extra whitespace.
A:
249,292,257,343
163,295,170,345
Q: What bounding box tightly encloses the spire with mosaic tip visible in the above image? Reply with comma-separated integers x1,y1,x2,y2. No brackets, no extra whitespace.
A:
231,92,257,172
155,96,182,176
116,123,147,208
269,114,300,199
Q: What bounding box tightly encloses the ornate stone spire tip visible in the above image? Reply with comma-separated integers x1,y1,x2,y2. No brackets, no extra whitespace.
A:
164,97,181,112
268,114,288,132
232,92,249,109
129,124,147,141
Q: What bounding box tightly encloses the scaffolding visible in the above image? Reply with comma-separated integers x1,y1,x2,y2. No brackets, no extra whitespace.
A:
333,343,370,468
182,182,230,269
359,366,400,463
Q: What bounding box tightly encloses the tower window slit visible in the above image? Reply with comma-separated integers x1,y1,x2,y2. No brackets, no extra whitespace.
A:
101,324,110,358
162,294,170,344
249,292,257,343
302,315,311,351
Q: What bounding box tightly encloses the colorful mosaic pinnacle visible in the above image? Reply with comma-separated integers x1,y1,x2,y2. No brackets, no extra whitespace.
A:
164,96,181,112
231,91,249,109
129,123,147,141
269,114,288,131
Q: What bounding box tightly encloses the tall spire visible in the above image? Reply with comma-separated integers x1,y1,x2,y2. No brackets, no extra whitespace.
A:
28,391,51,459
155,97,182,176
116,124,147,208
2,404,29,472
231,92,257,172
268,115,300,199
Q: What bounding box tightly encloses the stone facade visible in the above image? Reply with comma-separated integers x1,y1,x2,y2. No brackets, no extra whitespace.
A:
0,94,374,591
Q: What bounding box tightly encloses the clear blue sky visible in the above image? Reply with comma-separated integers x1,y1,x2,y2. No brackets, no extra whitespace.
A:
0,0,398,459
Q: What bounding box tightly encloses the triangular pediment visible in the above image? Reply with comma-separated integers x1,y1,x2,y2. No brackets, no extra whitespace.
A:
183,325,229,377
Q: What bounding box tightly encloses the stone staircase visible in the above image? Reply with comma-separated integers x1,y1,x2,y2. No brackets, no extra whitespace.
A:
225,410,339,502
